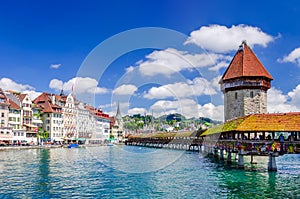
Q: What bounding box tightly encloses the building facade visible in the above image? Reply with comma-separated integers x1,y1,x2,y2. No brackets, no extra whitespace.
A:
110,102,124,142
76,102,92,142
0,89,13,144
33,93,63,142
220,41,273,121
62,94,77,141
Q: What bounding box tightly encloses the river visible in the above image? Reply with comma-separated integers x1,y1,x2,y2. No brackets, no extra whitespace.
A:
0,146,299,198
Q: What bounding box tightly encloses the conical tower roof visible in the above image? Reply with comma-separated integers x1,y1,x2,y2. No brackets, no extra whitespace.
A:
221,41,273,81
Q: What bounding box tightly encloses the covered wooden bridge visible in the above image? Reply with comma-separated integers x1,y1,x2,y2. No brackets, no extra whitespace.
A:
126,112,300,171
201,112,300,171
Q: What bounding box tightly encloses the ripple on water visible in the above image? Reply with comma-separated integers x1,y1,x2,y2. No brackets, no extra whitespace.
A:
0,147,299,198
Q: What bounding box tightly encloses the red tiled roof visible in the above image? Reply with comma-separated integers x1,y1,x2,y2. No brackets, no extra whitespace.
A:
0,89,9,105
17,93,28,102
222,42,273,81
85,105,110,118
33,92,62,113
8,99,20,109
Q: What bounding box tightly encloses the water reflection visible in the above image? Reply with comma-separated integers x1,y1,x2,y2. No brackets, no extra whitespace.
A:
0,146,299,198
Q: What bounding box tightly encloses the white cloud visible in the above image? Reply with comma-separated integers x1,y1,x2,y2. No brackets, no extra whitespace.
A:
150,99,224,120
128,107,147,115
49,79,63,90
278,47,300,66
209,61,229,71
267,87,298,113
23,90,42,101
138,48,227,76
125,66,135,73
50,64,61,69
49,77,109,94
113,84,138,96
0,77,34,91
144,77,217,99
198,103,224,121
288,84,300,106
0,78,41,101
185,24,274,53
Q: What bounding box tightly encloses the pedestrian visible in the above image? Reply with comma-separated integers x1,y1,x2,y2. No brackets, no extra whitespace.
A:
279,134,285,154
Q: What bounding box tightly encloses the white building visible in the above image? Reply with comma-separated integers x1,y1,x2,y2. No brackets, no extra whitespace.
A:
110,102,124,142
76,101,93,143
85,105,110,144
0,89,13,144
33,93,63,142
62,94,77,141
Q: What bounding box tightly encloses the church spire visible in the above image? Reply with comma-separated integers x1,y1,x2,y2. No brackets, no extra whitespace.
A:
116,100,122,120
60,89,65,96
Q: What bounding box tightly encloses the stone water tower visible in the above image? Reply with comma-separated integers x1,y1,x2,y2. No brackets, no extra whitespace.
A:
220,41,273,121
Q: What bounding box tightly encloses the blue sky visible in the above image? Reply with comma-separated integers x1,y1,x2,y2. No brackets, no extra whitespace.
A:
1,0,300,121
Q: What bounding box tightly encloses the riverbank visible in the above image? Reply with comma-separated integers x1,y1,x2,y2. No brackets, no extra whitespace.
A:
0,144,117,151
0,143,124,151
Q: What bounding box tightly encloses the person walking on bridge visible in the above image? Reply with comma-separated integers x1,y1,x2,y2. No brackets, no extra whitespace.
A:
279,134,285,155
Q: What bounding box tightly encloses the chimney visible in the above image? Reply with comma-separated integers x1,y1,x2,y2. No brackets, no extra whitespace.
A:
52,95,56,105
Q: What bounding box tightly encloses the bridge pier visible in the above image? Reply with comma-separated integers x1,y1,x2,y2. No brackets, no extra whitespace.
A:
213,147,218,157
220,148,224,160
238,154,244,168
227,150,232,163
268,154,277,171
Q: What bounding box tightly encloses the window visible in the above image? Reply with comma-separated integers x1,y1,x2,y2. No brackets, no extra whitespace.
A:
250,91,254,98
1,113,4,117
235,92,238,99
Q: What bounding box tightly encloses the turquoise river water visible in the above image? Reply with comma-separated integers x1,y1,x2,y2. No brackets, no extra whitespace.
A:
0,145,299,198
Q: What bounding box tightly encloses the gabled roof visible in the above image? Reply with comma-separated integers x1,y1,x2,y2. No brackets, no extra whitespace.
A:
221,41,273,81
202,112,300,136
0,88,9,106
33,92,62,113
17,93,28,102
8,99,20,109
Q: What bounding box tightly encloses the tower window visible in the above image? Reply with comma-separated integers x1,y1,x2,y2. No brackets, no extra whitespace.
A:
235,92,238,99
250,91,254,98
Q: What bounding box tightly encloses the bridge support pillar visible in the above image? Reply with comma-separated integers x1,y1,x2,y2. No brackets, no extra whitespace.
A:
227,151,232,163
220,149,224,160
213,147,218,157
238,154,244,168
268,154,277,172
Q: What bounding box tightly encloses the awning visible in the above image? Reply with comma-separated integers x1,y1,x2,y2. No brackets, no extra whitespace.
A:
24,123,38,128
75,138,86,141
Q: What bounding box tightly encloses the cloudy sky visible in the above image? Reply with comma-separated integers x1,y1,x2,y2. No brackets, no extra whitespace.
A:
1,0,300,121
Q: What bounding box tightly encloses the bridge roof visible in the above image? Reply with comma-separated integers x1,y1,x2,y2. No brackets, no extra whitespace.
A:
202,112,300,136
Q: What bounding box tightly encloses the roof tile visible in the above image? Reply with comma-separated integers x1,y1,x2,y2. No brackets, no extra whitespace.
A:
222,42,273,81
